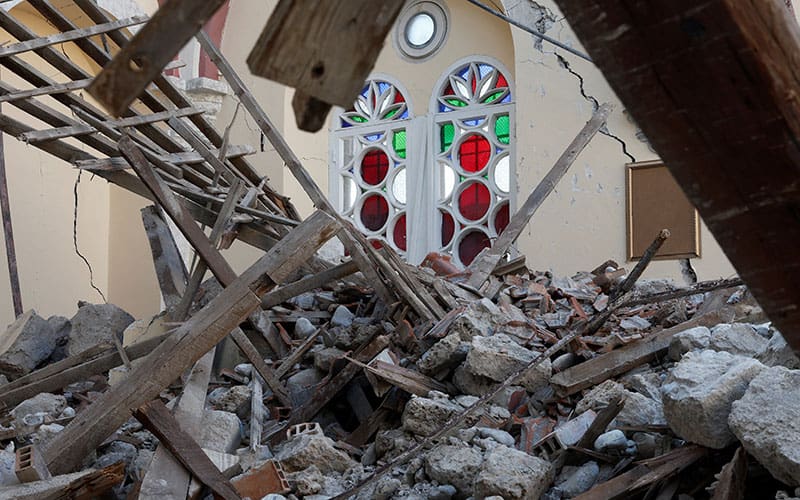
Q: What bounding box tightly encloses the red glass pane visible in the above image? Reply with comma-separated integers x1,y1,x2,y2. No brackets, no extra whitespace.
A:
394,91,406,104
441,210,455,246
361,149,389,185
497,73,508,88
458,182,491,221
459,230,490,266
459,134,491,173
495,202,510,235
443,83,455,96
369,239,383,250
393,214,407,251
360,194,389,231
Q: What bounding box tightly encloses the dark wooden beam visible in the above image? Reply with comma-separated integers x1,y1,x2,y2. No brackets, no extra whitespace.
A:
88,0,228,116
551,0,800,353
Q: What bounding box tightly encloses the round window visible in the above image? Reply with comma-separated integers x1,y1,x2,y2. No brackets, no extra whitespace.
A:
395,1,449,61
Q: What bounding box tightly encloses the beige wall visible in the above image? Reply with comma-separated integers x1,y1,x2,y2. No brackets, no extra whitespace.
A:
0,4,112,327
502,0,734,282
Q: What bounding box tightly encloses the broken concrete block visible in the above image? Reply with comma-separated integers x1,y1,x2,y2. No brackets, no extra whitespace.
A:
314,347,345,372
453,364,496,396
197,410,241,453
464,334,551,392
477,427,515,447
122,314,169,347
593,430,627,452
0,443,18,487
555,461,599,498
0,310,60,378
473,445,553,499
295,317,316,338
287,368,324,407
667,326,711,361
67,302,134,356
418,333,469,376
575,380,665,427
331,305,355,328
708,323,769,357
208,385,252,417
11,393,67,426
374,428,416,460
729,366,800,486
449,298,503,340
275,431,356,474
424,444,483,495
757,330,800,369
662,350,765,449
401,394,463,437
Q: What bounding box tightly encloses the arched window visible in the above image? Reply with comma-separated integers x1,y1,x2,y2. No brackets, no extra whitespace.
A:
331,59,514,267
433,59,514,266
331,78,412,255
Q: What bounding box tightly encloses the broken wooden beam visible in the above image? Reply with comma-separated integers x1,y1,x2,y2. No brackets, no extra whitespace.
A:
134,399,241,500
141,205,188,309
246,0,405,130
550,0,800,354
42,210,339,474
88,0,228,116
0,132,22,317
465,103,613,289
550,308,734,396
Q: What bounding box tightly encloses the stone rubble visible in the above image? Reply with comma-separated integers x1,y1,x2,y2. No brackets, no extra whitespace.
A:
0,266,795,500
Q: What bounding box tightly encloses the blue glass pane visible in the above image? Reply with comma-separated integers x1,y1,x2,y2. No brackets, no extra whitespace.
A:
365,133,384,142
378,81,391,94
501,94,511,103
340,120,352,128
458,66,469,79
478,64,493,78
360,85,369,97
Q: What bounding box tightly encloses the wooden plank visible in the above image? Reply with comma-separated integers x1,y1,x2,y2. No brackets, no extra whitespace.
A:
139,349,215,500
711,447,747,500
550,0,800,353
0,15,147,58
134,399,241,500
246,0,405,108
88,0,228,116
276,326,321,379
274,335,390,442
42,210,339,474
465,103,613,289
141,206,188,309
18,124,95,143
250,375,264,450
197,30,398,308
550,309,734,396
0,133,21,317
122,137,292,406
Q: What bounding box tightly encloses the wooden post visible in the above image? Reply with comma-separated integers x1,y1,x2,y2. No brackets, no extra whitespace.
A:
550,0,800,354
0,133,22,317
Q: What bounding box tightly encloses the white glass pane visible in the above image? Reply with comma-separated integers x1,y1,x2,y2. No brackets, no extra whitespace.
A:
406,13,435,47
439,162,455,201
494,156,510,193
392,168,407,204
342,177,357,212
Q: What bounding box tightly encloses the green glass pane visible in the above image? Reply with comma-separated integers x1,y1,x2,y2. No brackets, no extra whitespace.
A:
482,90,504,104
445,98,467,108
495,115,510,145
392,130,407,159
385,109,398,120
351,115,367,123
440,123,455,153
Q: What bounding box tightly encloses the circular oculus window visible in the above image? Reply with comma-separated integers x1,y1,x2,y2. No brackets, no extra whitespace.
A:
395,1,449,61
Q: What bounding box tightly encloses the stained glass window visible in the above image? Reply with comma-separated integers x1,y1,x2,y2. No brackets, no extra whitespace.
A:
332,78,411,256
434,60,514,266
332,60,514,267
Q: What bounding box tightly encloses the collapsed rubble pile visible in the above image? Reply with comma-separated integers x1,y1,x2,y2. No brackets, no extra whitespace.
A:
0,255,796,500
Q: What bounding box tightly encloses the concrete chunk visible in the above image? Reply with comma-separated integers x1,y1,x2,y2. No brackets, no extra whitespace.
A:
708,323,768,357
276,431,356,474
401,394,463,437
729,366,800,486
0,311,61,378
662,350,765,449
667,326,711,361
464,334,551,392
473,445,553,499
67,302,134,356
425,444,483,495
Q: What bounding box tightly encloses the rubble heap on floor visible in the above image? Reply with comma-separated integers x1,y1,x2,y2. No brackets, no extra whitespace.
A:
0,254,796,500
